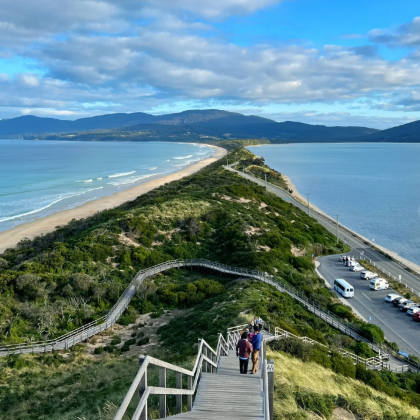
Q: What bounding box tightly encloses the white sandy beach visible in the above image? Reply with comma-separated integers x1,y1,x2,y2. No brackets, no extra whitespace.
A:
0,144,227,254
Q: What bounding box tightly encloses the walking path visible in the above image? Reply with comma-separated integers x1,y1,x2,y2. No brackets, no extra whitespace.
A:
167,347,266,419
225,165,420,292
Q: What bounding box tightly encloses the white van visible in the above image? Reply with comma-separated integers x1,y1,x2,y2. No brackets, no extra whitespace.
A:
361,271,378,280
334,279,355,298
370,278,389,291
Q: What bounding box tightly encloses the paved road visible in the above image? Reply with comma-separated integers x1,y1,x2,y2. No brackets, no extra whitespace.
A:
226,166,420,293
318,255,420,358
226,166,420,358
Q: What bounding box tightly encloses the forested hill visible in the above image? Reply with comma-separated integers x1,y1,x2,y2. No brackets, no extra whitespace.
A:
0,109,380,142
355,119,420,143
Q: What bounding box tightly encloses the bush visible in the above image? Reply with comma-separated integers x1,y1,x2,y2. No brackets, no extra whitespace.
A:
308,345,331,369
269,338,311,362
360,324,385,343
137,337,150,346
294,391,334,418
94,347,104,355
330,352,355,378
110,337,121,346
118,307,138,326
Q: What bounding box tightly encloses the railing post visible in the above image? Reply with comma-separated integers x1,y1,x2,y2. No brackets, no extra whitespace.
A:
268,359,274,420
176,372,182,414
139,356,147,420
187,375,193,411
159,367,166,418
203,345,208,373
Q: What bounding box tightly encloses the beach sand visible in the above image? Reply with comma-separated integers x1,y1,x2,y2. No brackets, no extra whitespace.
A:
0,144,227,254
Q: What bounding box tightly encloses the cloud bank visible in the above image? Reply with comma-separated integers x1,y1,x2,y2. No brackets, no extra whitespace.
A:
1,1,420,128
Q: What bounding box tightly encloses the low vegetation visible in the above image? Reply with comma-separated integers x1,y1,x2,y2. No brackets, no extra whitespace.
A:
1,147,419,419
271,350,420,420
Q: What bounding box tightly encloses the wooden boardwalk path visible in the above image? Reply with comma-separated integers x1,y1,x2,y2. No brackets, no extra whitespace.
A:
166,334,271,420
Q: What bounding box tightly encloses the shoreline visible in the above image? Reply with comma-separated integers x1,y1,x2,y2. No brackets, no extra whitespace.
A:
283,170,420,277
0,144,227,254
248,144,420,276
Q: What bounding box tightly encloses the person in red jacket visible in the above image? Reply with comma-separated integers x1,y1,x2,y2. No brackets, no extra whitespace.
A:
236,332,253,374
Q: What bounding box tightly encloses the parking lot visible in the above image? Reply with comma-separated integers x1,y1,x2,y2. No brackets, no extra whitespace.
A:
318,254,420,358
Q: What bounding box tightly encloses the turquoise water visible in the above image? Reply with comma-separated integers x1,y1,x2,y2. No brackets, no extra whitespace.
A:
250,143,420,265
0,140,214,232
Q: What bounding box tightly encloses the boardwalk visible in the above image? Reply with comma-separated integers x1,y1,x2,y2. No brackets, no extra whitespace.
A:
166,350,264,420
166,332,272,420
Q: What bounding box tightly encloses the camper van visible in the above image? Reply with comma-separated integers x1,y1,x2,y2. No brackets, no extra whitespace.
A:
334,279,354,298
369,278,389,291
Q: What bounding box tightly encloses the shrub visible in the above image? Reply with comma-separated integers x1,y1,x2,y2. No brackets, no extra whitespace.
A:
308,345,331,369
269,338,311,362
294,391,334,418
118,307,138,326
137,337,150,346
94,347,104,355
330,352,356,378
110,337,121,346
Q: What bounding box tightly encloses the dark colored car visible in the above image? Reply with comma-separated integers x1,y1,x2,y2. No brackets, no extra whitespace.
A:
393,297,408,307
399,300,415,312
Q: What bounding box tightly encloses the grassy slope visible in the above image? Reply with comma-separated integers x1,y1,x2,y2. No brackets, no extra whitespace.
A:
1,147,414,419
271,350,420,420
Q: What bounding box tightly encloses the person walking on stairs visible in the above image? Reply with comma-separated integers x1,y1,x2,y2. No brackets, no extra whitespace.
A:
250,325,262,374
236,332,253,374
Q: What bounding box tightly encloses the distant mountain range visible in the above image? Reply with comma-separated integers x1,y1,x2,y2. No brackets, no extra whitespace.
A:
0,109,419,143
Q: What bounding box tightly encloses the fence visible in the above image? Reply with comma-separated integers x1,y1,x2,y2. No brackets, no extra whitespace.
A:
227,165,420,280
114,326,272,420
360,255,420,298
0,259,387,359
113,334,228,420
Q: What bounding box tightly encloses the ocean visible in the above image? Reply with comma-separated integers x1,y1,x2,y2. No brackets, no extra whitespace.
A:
250,143,420,266
0,140,214,232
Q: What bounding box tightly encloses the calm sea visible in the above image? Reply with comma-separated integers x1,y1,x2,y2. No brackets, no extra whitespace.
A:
250,143,420,266
0,140,214,232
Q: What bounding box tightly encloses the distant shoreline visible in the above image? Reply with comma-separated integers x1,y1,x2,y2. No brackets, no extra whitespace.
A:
0,144,227,254
248,143,420,276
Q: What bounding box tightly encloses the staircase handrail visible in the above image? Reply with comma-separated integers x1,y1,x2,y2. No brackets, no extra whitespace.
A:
0,259,385,359
114,336,226,420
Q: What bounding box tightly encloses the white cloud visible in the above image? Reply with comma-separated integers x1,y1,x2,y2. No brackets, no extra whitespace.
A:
0,1,420,123
20,74,40,87
368,17,420,47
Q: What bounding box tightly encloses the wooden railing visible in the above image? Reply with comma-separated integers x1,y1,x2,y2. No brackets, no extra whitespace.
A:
0,258,386,358
114,334,228,420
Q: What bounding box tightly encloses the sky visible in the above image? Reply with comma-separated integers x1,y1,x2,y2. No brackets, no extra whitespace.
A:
1,0,420,128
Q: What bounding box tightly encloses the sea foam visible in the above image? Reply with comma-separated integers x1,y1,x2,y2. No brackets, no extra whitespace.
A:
108,171,136,178
0,187,104,223
173,155,193,160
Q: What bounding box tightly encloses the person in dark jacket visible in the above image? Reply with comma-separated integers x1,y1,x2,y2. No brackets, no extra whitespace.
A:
236,332,253,374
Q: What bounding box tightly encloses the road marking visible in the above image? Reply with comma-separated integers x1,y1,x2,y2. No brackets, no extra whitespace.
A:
362,292,371,302
353,295,420,357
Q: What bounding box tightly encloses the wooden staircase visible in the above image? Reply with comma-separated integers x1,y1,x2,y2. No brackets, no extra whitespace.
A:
166,349,264,419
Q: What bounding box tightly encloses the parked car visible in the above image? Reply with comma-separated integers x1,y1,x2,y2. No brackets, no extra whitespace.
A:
399,300,416,312
370,278,389,290
407,306,420,316
360,271,378,280
346,260,357,267
385,294,401,303
350,264,364,272
393,297,408,307
339,255,346,262
413,312,420,322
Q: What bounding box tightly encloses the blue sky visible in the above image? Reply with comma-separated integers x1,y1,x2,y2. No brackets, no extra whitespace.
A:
1,0,420,128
